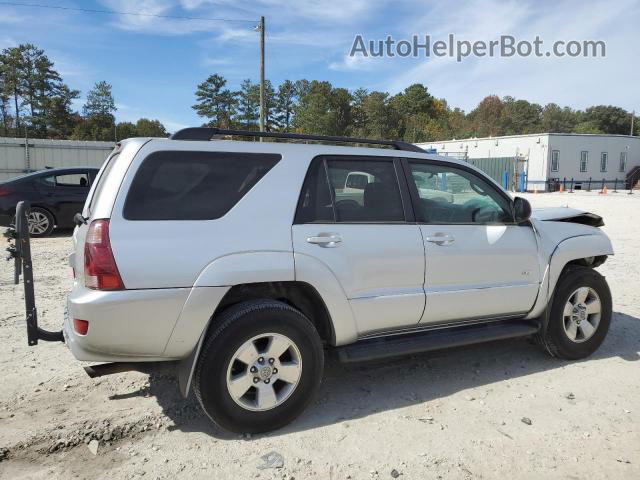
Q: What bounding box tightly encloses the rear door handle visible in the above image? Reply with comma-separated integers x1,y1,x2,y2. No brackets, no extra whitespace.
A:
425,233,455,246
306,234,342,247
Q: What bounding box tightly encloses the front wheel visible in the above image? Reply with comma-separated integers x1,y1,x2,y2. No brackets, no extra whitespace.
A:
193,300,324,433
537,266,612,359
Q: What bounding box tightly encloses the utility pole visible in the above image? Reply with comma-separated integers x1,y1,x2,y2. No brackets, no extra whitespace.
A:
259,16,265,134
631,110,635,136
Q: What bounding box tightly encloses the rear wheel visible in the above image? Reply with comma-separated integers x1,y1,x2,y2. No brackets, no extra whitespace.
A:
537,266,612,359
194,300,324,433
27,207,55,237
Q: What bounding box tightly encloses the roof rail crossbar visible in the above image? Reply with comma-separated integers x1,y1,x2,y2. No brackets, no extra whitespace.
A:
169,127,425,153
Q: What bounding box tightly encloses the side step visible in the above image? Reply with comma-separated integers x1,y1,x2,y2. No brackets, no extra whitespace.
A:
337,319,540,363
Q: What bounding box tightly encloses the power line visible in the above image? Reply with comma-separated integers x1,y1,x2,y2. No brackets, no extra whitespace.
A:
0,1,258,23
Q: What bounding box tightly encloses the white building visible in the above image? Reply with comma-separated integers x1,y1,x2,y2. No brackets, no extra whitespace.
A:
418,133,640,191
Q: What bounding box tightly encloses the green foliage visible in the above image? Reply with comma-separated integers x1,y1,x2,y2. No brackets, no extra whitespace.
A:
192,74,237,128
583,105,633,135
135,118,167,137
0,43,167,140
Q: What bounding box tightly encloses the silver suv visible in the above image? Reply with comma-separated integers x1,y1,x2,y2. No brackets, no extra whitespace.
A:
11,128,614,433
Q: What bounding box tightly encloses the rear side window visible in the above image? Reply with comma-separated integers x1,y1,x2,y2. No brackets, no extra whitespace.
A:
89,153,119,215
123,151,280,220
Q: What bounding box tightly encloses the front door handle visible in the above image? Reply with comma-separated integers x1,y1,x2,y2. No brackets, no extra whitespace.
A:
425,233,455,246
306,234,342,247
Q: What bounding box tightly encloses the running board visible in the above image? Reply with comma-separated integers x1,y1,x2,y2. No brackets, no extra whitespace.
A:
337,319,540,363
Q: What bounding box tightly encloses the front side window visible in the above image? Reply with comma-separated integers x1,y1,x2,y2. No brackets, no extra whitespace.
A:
295,157,405,223
600,152,608,172
551,150,560,172
620,152,627,172
407,161,513,224
124,151,280,220
580,151,588,172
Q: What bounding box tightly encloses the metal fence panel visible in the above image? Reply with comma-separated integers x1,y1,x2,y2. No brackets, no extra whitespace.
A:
0,137,114,182
465,156,522,190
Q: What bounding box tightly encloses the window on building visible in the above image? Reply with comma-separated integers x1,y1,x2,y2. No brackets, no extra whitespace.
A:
620,152,627,172
580,151,588,173
551,150,560,172
600,152,608,172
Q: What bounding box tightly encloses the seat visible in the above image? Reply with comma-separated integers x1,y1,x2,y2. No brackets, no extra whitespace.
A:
363,182,403,221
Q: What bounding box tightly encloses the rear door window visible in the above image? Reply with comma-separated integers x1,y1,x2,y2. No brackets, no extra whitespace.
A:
295,156,405,223
123,151,281,220
55,172,90,187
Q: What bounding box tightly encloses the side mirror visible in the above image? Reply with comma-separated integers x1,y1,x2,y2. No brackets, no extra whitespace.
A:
513,196,532,222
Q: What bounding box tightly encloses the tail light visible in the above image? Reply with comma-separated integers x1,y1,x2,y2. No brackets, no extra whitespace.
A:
84,219,124,290
0,187,10,196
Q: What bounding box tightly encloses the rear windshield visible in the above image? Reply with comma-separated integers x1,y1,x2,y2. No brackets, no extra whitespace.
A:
123,151,281,220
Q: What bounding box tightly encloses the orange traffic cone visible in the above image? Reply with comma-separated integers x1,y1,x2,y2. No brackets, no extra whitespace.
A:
600,185,608,195
559,184,564,193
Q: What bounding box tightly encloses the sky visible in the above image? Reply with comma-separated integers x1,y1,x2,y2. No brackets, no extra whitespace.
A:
0,0,638,133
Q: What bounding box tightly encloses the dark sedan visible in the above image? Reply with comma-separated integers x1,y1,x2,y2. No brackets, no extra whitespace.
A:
0,167,100,236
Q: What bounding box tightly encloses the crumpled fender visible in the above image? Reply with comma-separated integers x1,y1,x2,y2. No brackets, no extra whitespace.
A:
526,225,614,320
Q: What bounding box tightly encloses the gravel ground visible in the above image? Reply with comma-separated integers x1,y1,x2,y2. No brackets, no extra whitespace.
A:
0,191,638,480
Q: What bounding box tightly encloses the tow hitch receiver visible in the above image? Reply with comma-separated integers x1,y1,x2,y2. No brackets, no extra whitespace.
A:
6,201,64,345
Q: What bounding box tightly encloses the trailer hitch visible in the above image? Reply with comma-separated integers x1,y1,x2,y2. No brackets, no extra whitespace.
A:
8,201,64,345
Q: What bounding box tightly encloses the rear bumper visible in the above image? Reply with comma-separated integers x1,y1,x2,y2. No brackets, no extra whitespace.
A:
64,284,191,362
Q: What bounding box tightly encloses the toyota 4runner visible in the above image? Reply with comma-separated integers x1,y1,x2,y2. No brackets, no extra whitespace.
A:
9,128,614,433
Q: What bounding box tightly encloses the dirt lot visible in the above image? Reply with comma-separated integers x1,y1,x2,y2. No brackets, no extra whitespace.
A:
1,191,639,480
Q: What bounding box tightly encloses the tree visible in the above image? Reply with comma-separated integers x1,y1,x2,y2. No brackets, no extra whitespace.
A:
359,91,398,139
500,97,542,135
0,60,12,134
45,84,80,138
83,81,116,121
467,95,504,137
1,46,26,131
135,118,167,137
541,103,578,133
115,121,137,140
275,80,296,132
192,74,237,128
583,105,632,135
236,79,260,129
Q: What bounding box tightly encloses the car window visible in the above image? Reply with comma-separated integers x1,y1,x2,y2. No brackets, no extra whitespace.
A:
88,154,119,215
408,161,513,224
123,151,280,221
296,157,405,223
55,173,90,187
39,175,55,186
295,159,335,223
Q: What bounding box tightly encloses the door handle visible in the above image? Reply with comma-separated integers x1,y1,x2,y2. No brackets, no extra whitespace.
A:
425,233,455,246
306,234,342,247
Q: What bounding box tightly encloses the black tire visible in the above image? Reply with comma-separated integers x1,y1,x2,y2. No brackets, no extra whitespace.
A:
193,299,324,434
536,266,612,359
28,207,55,237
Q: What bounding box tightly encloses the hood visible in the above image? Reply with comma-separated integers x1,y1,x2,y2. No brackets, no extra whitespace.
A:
531,207,604,227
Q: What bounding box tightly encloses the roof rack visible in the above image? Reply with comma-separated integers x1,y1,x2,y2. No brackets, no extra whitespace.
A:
169,127,425,153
